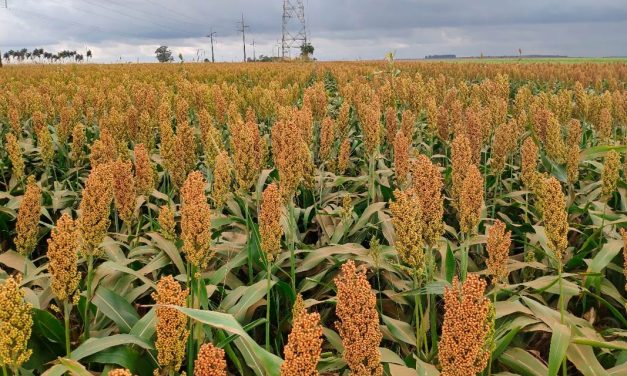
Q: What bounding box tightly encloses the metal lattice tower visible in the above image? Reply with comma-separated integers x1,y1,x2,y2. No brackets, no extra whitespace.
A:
1,0,7,9
281,0,307,58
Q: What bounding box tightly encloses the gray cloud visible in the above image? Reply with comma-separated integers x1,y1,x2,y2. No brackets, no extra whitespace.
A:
1,0,626,62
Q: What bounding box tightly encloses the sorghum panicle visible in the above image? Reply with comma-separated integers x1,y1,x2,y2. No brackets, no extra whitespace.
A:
78,164,113,257
152,275,189,373
180,171,213,269
318,116,336,163
47,213,80,302
390,189,424,273
486,220,512,284
280,295,323,376
15,176,41,255
337,137,351,175
539,177,569,263
5,133,24,183
259,183,283,261
0,275,33,371
71,123,86,166
194,343,227,376
158,205,176,241
212,151,232,209
133,143,156,197
521,137,540,191
334,260,383,376
601,150,620,199
451,134,472,210
459,164,484,235
111,159,136,223
410,155,444,248
438,274,494,376
108,369,133,376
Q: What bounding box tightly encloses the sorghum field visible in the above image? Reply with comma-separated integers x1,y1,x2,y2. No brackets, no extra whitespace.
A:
1,60,626,376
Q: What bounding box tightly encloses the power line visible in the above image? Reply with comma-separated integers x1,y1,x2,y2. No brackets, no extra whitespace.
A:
108,0,205,34
206,29,216,63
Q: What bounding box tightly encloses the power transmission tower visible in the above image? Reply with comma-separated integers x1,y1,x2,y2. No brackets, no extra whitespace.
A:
281,0,307,58
206,29,216,62
1,0,7,8
236,13,249,62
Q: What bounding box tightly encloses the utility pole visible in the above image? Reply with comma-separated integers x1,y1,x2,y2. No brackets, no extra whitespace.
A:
206,29,216,63
249,40,256,61
236,13,249,62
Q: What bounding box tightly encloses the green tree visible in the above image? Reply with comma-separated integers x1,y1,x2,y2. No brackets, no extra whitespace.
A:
155,46,173,63
300,42,314,60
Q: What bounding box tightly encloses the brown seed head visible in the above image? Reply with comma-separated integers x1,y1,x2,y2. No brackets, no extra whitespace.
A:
152,275,189,373
538,177,568,263
71,123,86,166
459,164,484,235
490,122,516,176
36,126,54,167
486,220,511,284
318,116,336,163
108,369,133,376
47,213,80,302
620,228,627,291
272,118,312,200
602,150,620,199
410,155,444,248
90,129,117,169
230,117,266,192
78,164,113,257
393,131,411,187
259,183,283,261
334,260,383,376
390,189,424,273
337,137,351,175
158,205,176,241
385,106,398,147
180,171,213,269
521,137,540,191
15,176,41,255
438,274,494,376
451,134,472,210
280,295,323,376
597,107,612,142
133,143,156,196
337,101,351,138
194,343,227,376
0,275,33,370
212,151,232,209
544,112,566,163
361,105,382,157
5,133,24,183
111,159,136,223
400,109,415,143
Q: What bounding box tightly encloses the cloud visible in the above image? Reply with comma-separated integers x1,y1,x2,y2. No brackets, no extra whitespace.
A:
1,0,626,62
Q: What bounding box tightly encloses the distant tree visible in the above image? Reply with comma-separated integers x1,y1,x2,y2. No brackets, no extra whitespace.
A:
300,42,314,60
155,46,173,63
86,49,92,61
0,50,2,68
178,53,184,63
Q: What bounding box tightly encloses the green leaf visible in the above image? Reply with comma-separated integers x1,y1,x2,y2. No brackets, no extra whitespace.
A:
92,287,140,333
32,308,65,345
445,244,455,283
547,322,571,376
42,358,92,376
173,306,283,376
382,315,416,346
148,232,187,275
499,348,548,376
70,334,154,361
130,307,156,341
84,345,156,376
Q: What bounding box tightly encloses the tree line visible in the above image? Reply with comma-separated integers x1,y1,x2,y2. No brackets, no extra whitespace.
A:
2,48,92,64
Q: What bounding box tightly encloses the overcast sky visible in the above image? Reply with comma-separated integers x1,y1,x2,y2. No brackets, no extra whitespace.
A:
1,0,626,62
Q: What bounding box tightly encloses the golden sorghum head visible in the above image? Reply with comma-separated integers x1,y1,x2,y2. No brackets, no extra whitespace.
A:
544,112,566,164
334,260,383,376
565,121,581,186
337,101,351,138
410,155,444,248
259,183,283,262
175,121,198,184
400,109,415,143
5,133,24,183
280,295,323,376
158,205,176,241
36,126,54,167
111,159,136,224
521,137,540,191
71,123,86,166
601,150,620,199
272,119,311,200
212,151,232,209
390,189,424,273
538,177,568,264
567,119,582,147
194,343,227,376
490,122,515,176
438,274,494,376
337,137,351,175
180,171,213,269
202,124,224,170
459,164,484,235
159,120,177,178
78,164,113,257
152,275,189,373
361,105,382,158
486,220,511,284
451,134,472,210
90,129,117,169
0,275,33,371
229,117,266,192
47,213,80,302
133,143,156,197
318,116,336,163
108,369,133,376
385,106,398,147
8,107,22,136
393,131,411,188
14,176,41,255
596,107,612,142
57,106,75,144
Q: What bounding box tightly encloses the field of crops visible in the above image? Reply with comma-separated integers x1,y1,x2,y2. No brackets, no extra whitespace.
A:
0,60,626,376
